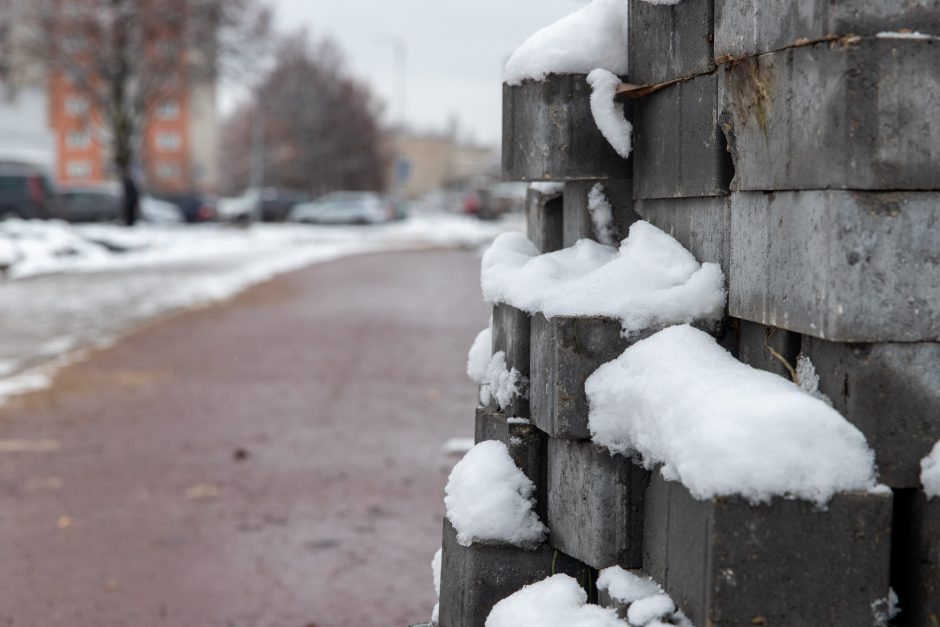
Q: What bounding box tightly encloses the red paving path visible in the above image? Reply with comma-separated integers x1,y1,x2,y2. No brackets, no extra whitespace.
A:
0,248,488,627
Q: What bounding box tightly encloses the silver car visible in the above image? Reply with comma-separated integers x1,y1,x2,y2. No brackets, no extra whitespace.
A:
287,192,391,225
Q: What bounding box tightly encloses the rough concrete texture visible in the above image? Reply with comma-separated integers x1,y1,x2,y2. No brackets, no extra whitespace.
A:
802,338,940,488
729,190,940,342
492,304,531,418
715,0,940,59
526,185,564,253
634,195,730,278
473,406,548,520
736,319,803,381
547,438,649,570
628,0,715,85
891,489,940,627
720,37,940,191
633,73,733,200
502,75,632,182
530,314,631,440
643,472,893,627
438,518,595,627
562,179,638,247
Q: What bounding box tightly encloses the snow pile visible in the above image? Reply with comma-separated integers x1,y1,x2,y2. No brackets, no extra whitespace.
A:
529,182,565,195
467,326,493,382
587,183,618,245
586,325,878,504
467,325,527,410
481,221,725,336
877,31,935,40
504,0,629,85
486,574,627,627
444,440,547,547
597,567,691,627
588,69,632,159
431,548,442,624
921,441,940,499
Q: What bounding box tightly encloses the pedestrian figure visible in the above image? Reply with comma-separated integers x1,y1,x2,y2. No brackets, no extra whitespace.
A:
122,175,140,226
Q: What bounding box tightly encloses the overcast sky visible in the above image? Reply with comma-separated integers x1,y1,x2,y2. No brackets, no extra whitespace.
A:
252,0,586,147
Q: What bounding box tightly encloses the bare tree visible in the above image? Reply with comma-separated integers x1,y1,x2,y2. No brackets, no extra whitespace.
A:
22,0,271,224
219,31,390,198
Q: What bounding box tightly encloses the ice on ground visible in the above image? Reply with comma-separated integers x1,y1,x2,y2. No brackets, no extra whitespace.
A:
588,69,632,160
467,326,493,383
503,0,629,85
529,182,565,195
877,31,935,40
442,438,476,455
586,325,878,505
444,440,547,548
486,574,627,627
921,441,940,498
481,221,725,335
431,548,442,624
587,183,618,245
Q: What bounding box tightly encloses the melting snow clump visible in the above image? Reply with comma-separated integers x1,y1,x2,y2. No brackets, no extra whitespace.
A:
467,325,526,409
795,354,831,405
503,0,629,85
486,574,627,627
587,183,618,245
467,326,493,383
444,441,547,547
481,221,725,336
430,548,442,624
597,567,691,626
921,441,940,498
588,69,633,159
872,588,901,625
586,325,878,505
529,182,565,195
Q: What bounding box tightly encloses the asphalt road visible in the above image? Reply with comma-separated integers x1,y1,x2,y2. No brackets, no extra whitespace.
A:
0,248,488,627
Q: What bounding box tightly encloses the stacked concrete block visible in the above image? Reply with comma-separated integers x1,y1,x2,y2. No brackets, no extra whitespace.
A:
525,184,564,253
634,196,730,277
628,0,715,85
491,303,531,418
891,490,940,626
561,179,637,247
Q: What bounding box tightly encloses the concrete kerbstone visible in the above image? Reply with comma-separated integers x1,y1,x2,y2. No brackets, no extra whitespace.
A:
492,304,531,418
891,489,940,627
628,0,715,85
562,179,637,247
634,195,730,279
736,319,802,381
526,185,564,253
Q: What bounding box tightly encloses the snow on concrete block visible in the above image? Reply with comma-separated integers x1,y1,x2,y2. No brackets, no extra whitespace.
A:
714,0,940,60
890,488,940,626
485,574,625,627
634,196,730,279
547,438,650,569
526,184,564,253
628,0,715,85
720,38,940,192
729,191,940,342
802,338,940,488
438,519,595,627
531,314,631,439
502,74,632,182
632,73,733,200
492,304,531,418
642,472,893,626
562,180,637,248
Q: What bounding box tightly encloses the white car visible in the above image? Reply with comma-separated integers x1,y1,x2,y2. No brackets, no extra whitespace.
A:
288,192,391,225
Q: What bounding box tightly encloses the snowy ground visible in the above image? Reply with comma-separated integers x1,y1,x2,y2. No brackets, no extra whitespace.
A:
0,214,520,406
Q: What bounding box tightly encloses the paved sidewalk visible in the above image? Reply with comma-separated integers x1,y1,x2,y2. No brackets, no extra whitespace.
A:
0,248,487,627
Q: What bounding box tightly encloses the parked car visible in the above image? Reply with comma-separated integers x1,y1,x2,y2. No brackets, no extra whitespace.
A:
217,187,309,223
0,162,57,220
152,192,217,223
288,192,394,225
57,183,183,224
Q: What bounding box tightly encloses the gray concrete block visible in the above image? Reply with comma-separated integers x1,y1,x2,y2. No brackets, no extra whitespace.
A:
728,190,940,342
502,74,632,182
633,73,733,200
438,517,595,627
530,314,631,439
547,438,650,570
526,185,564,253
715,0,940,60
891,489,940,627
562,179,638,247
736,319,802,381
628,0,715,85
492,304,531,418
634,195,730,278
802,339,940,488
474,406,548,519
720,37,940,191
643,472,893,626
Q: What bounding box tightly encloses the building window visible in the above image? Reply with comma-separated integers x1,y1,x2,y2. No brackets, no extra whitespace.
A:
155,131,182,152
65,95,89,117
155,161,181,180
66,160,92,179
66,130,92,150
156,101,180,120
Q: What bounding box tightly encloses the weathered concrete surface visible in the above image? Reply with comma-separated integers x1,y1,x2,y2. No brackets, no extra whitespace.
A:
715,0,940,59
503,75,632,181
526,185,564,253
0,249,488,627
633,73,733,199
530,314,631,440
891,489,940,627
438,518,594,627
547,438,649,570
562,180,637,247
720,37,940,191
736,319,802,381
729,190,940,342
629,0,715,85
643,473,893,627
491,304,531,418
634,195,730,278
803,339,940,488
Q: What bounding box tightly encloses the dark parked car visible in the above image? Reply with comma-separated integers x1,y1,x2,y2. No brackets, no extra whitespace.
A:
258,188,309,222
0,162,57,220
153,192,218,223
58,186,122,222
